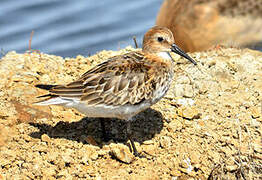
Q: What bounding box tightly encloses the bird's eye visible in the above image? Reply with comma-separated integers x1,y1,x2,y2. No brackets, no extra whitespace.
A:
157,37,164,42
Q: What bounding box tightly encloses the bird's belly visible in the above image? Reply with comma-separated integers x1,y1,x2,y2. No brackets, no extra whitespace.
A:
64,100,152,120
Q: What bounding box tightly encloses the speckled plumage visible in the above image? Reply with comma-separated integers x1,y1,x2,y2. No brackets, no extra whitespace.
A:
35,26,197,155
35,26,196,121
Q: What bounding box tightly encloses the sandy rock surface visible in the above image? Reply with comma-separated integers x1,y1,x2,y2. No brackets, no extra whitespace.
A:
0,47,261,179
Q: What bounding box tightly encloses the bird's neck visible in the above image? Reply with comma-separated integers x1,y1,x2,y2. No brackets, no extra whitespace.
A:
157,52,173,61
143,51,174,71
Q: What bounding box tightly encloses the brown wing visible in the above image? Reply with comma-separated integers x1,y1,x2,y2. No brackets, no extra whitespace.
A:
47,51,160,106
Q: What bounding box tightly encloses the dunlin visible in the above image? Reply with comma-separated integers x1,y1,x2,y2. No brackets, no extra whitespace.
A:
156,0,262,52
35,26,197,156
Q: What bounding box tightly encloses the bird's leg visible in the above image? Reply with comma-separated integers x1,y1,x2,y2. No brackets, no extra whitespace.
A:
126,120,142,157
100,118,110,142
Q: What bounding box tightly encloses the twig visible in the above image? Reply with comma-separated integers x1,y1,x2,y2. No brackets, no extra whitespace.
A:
133,36,138,48
26,30,42,59
29,30,34,52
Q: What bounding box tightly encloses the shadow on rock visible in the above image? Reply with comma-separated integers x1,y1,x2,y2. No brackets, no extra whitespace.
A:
29,108,164,146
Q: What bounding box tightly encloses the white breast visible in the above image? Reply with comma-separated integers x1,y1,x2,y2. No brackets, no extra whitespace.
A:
157,52,173,60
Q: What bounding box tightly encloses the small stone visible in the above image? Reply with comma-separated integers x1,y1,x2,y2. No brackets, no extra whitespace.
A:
24,134,32,142
239,144,252,154
110,144,134,164
253,140,261,153
176,98,195,106
41,134,50,143
168,119,183,132
170,169,182,177
190,151,201,164
250,118,260,127
225,165,238,172
177,107,200,120
142,144,156,156
79,155,89,165
47,152,59,164
249,107,260,118
159,136,172,149
176,76,190,84
62,154,73,164
174,84,194,98
197,119,205,127
84,148,99,161
143,140,154,145
178,167,190,175
183,84,194,98
180,159,190,169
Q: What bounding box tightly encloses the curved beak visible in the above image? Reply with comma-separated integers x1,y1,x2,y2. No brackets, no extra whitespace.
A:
171,44,197,65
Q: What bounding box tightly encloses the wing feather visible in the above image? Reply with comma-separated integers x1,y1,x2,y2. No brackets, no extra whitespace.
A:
38,51,167,106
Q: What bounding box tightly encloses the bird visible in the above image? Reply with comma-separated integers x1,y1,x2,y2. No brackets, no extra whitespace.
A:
156,0,262,52
34,26,197,156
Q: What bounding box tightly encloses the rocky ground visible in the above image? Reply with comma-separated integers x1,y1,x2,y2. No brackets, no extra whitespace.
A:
0,47,261,179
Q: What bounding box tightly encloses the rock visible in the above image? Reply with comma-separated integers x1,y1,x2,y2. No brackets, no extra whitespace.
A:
250,118,260,128
170,169,182,177
110,144,134,164
253,139,262,153
177,107,200,120
41,134,50,143
142,140,154,145
159,136,173,149
46,151,59,164
190,151,201,165
176,76,190,84
174,84,194,98
142,145,156,156
86,148,99,161
176,98,195,106
249,106,261,118
225,165,238,172
167,120,180,132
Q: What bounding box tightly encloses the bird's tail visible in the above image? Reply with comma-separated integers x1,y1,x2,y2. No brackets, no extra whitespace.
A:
34,84,69,105
35,84,58,90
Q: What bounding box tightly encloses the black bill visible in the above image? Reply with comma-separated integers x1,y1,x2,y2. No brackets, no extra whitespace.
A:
171,44,197,65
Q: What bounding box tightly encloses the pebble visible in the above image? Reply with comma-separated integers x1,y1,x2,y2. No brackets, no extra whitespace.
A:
225,165,238,172
142,144,156,156
110,144,134,164
250,118,260,127
159,136,172,149
41,134,51,143
142,140,154,145
249,106,261,118
177,107,200,120
174,84,194,98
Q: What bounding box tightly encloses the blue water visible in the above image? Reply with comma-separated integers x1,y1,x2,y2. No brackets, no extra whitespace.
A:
0,0,162,57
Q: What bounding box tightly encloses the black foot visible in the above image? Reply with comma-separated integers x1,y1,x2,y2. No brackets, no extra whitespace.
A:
126,121,145,158
127,130,145,158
